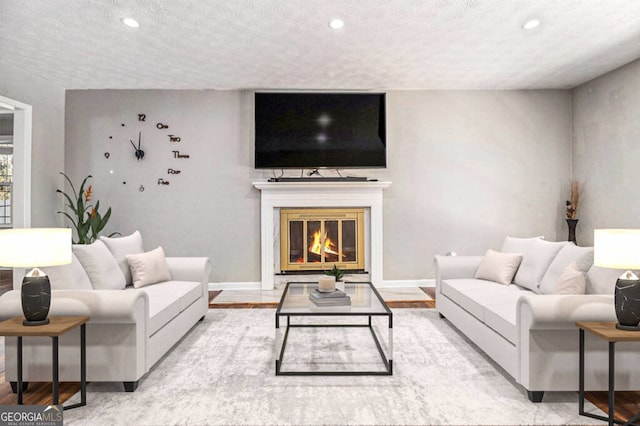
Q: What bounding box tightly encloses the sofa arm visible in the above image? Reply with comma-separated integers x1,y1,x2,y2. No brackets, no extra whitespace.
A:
166,257,211,285
0,289,148,324
434,255,483,295
435,255,483,281
517,294,616,330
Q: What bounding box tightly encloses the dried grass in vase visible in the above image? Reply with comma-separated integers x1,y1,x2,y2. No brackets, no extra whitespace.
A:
565,180,580,219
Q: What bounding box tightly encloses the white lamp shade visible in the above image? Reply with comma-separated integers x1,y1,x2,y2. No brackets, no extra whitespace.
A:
0,228,72,268
594,229,640,270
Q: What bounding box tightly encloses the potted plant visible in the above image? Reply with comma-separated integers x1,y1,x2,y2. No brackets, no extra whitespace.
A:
57,172,119,244
325,265,346,289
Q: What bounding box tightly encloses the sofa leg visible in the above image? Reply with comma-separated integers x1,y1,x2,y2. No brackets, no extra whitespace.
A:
123,381,139,392
438,313,445,319
199,315,205,322
527,391,544,402
10,382,29,393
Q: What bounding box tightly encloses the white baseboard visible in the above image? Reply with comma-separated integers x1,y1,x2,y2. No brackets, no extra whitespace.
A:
209,279,435,291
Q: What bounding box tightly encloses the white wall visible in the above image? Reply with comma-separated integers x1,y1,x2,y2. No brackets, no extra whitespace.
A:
65,89,572,283
0,61,66,227
383,90,572,279
572,58,640,245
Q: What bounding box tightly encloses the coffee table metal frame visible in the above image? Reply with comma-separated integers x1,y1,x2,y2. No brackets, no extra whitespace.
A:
275,281,393,376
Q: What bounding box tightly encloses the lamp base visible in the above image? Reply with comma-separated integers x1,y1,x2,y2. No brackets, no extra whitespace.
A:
615,278,640,330
21,273,51,327
616,323,640,331
22,318,50,326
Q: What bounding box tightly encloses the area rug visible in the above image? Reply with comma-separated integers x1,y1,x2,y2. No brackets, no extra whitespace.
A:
63,309,603,425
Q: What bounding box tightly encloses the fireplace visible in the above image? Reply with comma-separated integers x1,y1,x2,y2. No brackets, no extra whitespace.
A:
280,208,365,272
253,180,390,290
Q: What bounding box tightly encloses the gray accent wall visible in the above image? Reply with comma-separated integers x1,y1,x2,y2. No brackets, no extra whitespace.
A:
65,89,572,283
572,58,640,245
0,61,66,227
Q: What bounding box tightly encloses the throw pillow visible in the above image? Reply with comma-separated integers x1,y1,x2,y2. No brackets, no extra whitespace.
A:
72,240,126,290
42,253,93,290
513,239,567,293
100,231,144,286
539,244,594,294
474,249,523,285
554,261,586,295
126,246,172,288
501,236,545,254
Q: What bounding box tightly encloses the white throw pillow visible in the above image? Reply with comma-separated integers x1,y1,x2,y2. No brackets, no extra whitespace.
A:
73,240,126,290
539,244,594,294
126,246,172,288
42,253,93,290
514,239,567,293
474,249,523,285
554,261,586,295
501,236,544,254
100,231,144,286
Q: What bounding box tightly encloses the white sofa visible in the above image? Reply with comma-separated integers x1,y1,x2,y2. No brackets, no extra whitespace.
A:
435,236,640,402
0,231,211,392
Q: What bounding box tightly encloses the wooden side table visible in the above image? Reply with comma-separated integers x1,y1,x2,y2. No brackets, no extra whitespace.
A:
0,316,89,410
576,321,640,426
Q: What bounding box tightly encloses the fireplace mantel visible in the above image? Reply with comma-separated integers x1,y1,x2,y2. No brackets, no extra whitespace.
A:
253,181,391,290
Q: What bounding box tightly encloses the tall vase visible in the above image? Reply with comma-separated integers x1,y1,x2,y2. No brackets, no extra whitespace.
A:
566,218,578,245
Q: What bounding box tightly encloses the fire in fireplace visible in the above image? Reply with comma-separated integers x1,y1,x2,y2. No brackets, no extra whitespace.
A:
280,208,365,272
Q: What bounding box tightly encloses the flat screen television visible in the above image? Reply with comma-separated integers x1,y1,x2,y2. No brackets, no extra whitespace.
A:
254,92,386,169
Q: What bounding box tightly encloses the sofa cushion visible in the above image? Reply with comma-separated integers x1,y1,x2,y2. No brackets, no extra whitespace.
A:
42,253,93,290
483,303,517,344
100,230,144,286
539,244,593,294
141,281,202,335
554,261,586,294
127,246,172,288
441,278,529,323
514,239,567,293
501,236,544,254
474,249,523,285
73,240,126,290
586,265,625,294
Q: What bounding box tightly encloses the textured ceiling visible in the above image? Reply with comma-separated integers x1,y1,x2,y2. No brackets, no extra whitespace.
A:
1,0,640,90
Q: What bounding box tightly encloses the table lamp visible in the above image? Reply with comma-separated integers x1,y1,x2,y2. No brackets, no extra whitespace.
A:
594,229,640,331
0,228,72,326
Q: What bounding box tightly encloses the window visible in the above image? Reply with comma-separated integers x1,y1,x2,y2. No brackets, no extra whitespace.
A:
0,112,13,227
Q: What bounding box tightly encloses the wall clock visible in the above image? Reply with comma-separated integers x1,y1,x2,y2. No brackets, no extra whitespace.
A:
105,113,190,191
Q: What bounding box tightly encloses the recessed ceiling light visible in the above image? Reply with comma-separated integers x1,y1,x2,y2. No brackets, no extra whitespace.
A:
522,19,540,30
121,17,140,28
329,19,344,30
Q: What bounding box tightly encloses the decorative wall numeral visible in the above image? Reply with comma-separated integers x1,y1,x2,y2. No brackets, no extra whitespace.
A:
156,122,169,129
168,169,181,174
104,152,110,159
138,114,146,122
139,185,145,192
168,135,181,142
158,178,170,185
172,151,190,159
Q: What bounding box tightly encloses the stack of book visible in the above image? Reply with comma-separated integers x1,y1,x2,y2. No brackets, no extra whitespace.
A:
309,288,351,307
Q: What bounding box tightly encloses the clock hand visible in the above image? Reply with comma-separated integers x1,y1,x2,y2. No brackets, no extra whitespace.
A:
138,131,141,149
130,139,138,151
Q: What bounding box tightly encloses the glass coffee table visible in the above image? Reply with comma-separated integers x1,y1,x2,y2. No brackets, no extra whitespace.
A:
275,282,392,375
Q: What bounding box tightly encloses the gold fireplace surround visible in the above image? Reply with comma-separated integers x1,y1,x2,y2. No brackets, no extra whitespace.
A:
280,208,365,272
